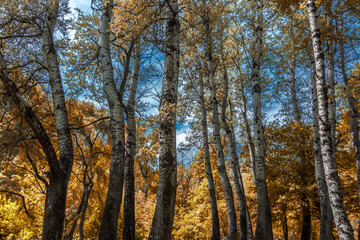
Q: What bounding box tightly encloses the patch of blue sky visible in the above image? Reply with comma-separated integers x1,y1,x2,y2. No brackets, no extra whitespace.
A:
64,0,192,160
69,0,91,13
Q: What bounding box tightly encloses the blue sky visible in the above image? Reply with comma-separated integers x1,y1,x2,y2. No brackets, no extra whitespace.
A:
69,0,91,12
67,0,191,154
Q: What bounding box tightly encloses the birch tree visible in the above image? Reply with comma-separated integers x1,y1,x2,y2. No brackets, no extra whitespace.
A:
306,1,355,239
0,0,74,238
148,0,180,238
251,0,273,239
98,0,126,238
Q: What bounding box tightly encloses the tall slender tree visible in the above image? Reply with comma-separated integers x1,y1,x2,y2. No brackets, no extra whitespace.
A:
251,0,273,239
148,0,180,238
123,39,141,240
339,14,360,239
202,1,238,238
310,55,333,240
98,0,127,238
306,1,355,239
198,62,221,240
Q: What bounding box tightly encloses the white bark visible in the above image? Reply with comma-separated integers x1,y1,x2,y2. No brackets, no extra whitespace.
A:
325,6,336,148
252,0,273,239
306,1,354,239
340,15,360,238
310,56,333,240
98,1,126,238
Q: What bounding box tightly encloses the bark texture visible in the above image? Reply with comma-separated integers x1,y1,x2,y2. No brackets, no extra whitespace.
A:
148,1,179,239
202,4,237,239
310,56,333,240
252,0,273,239
199,66,221,240
306,1,355,239
239,79,256,186
221,61,253,240
41,1,74,238
340,15,360,239
1,1,74,238
123,40,141,240
98,1,126,238
325,6,336,148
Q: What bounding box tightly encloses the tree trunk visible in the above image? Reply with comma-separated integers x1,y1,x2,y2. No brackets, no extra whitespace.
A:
310,56,333,240
98,1,126,238
239,79,256,186
339,15,360,240
199,64,221,240
79,184,92,240
148,1,179,239
325,6,336,148
123,40,141,240
0,1,74,236
289,45,311,240
221,59,253,240
202,5,237,239
300,196,311,240
252,0,273,239
306,1,355,239
41,0,74,238
282,203,288,240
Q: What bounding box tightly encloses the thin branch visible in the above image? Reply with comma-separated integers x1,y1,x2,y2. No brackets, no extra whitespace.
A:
0,190,34,219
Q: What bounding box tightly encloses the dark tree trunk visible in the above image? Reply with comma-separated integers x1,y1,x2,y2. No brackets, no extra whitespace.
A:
300,196,311,240
199,64,221,240
282,204,288,240
221,56,253,240
202,3,237,239
0,1,74,238
148,1,179,239
123,40,141,240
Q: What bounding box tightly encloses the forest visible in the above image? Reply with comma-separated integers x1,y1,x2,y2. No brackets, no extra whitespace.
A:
0,0,360,239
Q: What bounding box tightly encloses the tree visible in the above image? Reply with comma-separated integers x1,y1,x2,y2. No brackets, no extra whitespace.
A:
306,1,355,239
202,1,238,238
98,0,127,238
0,0,74,238
148,0,180,238
251,0,274,239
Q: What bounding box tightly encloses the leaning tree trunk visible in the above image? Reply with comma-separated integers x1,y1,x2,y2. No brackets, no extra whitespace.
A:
306,1,355,239
289,45,311,240
310,56,333,240
199,63,221,240
239,78,256,185
252,0,273,239
98,0,126,239
1,1,74,238
339,15,360,239
202,4,237,239
325,5,336,148
123,40,141,240
148,1,179,239
41,0,74,238
326,4,336,150
221,58,253,240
